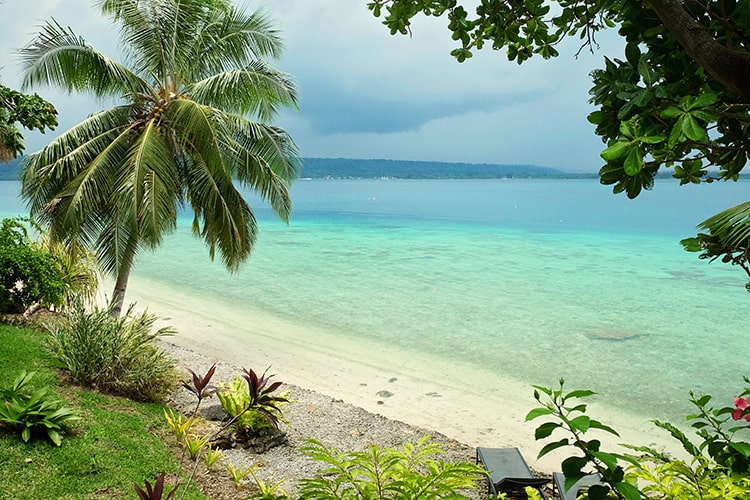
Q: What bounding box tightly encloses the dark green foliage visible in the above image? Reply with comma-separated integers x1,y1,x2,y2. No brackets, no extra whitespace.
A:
0,84,57,160
45,303,178,402
0,371,80,446
527,380,637,500
297,436,486,499
0,217,65,313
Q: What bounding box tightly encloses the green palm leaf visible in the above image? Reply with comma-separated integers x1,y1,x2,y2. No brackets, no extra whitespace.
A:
190,61,298,121
698,201,750,247
20,20,148,98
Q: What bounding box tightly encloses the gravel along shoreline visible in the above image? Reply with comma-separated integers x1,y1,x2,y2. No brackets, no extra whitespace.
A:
161,341,497,499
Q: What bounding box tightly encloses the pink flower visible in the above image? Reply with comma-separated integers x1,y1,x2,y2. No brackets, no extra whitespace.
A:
733,395,750,422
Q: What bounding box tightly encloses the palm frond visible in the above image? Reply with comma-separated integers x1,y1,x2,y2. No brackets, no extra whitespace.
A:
22,118,134,254
189,5,285,78
98,0,178,86
697,201,750,248
94,205,141,276
189,61,298,121
223,117,300,221
168,98,227,170
19,19,149,97
118,120,179,247
184,150,256,272
22,107,132,204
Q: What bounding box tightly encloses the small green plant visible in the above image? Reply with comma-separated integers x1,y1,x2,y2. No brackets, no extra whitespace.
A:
134,472,178,500
0,371,80,445
526,380,638,499
164,409,198,444
217,375,288,432
45,302,178,402
297,435,486,499
203,445,223,469
246,467,289,499
225,462,255,491
184,433,212,460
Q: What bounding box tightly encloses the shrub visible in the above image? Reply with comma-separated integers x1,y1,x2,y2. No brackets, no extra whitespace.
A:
0,371,80,445
527,379,750,500
43,238,99,309
297,436,486,499
45,303,178,402
0,217,65,314
217,375,288,432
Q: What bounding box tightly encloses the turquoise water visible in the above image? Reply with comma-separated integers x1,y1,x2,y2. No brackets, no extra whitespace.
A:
2,178,748,421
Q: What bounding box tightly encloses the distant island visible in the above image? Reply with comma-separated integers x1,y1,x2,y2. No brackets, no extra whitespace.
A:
297,157,597,179
2,156,596,181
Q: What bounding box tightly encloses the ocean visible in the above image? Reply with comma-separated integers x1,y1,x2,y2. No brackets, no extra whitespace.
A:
1,177,748,423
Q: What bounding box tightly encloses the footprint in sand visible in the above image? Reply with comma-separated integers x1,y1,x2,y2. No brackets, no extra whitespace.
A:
388,377,398,383
425,392,442,398
376,390,394,398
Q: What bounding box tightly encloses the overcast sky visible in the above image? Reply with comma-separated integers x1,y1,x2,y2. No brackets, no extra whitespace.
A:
0,0,624,172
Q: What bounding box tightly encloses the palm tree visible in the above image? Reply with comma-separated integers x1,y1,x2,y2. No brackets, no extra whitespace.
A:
19,0,300,316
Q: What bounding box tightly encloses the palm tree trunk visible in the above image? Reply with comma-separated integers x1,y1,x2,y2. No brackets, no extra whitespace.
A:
109,233,138,317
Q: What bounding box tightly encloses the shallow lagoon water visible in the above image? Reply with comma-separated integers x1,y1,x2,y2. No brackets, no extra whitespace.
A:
2,178,748,422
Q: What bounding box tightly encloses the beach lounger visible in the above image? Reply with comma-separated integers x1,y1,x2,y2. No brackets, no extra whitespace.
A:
552,471,604,500
475,447,549,498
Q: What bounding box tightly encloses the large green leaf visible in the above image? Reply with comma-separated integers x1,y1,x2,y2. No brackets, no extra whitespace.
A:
680,114,706,142
600,141,631,161
623,145,643,175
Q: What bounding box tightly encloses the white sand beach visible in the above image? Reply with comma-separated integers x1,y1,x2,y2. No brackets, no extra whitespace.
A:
121,275,685,474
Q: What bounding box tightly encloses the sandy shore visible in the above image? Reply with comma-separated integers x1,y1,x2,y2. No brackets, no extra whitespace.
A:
121,275,684,475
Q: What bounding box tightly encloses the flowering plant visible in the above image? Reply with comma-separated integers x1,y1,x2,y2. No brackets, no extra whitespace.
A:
733,394,750,423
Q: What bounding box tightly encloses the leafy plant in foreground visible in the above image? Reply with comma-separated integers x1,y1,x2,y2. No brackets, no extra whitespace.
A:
528,379,750,499
526,380,638,500
297,435,486,499
225,462,255,491
0,371,80,445
45,302,178,402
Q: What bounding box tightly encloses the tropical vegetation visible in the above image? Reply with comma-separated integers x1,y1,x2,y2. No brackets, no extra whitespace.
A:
528,380,750,499
45,302,178,402
0,83,57,162
0,322,208,499
0,217,65,314
18,0,301,316
0,216,101,315
367,0,750,288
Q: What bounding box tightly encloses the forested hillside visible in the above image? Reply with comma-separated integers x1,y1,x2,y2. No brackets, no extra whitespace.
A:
300,157,578,178
2,157,592,181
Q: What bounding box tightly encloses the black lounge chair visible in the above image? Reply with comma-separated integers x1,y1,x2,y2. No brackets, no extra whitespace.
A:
552,472,604,500
476,447,549,498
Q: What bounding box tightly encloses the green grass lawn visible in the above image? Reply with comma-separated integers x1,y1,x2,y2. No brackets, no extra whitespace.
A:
0,322,208,499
